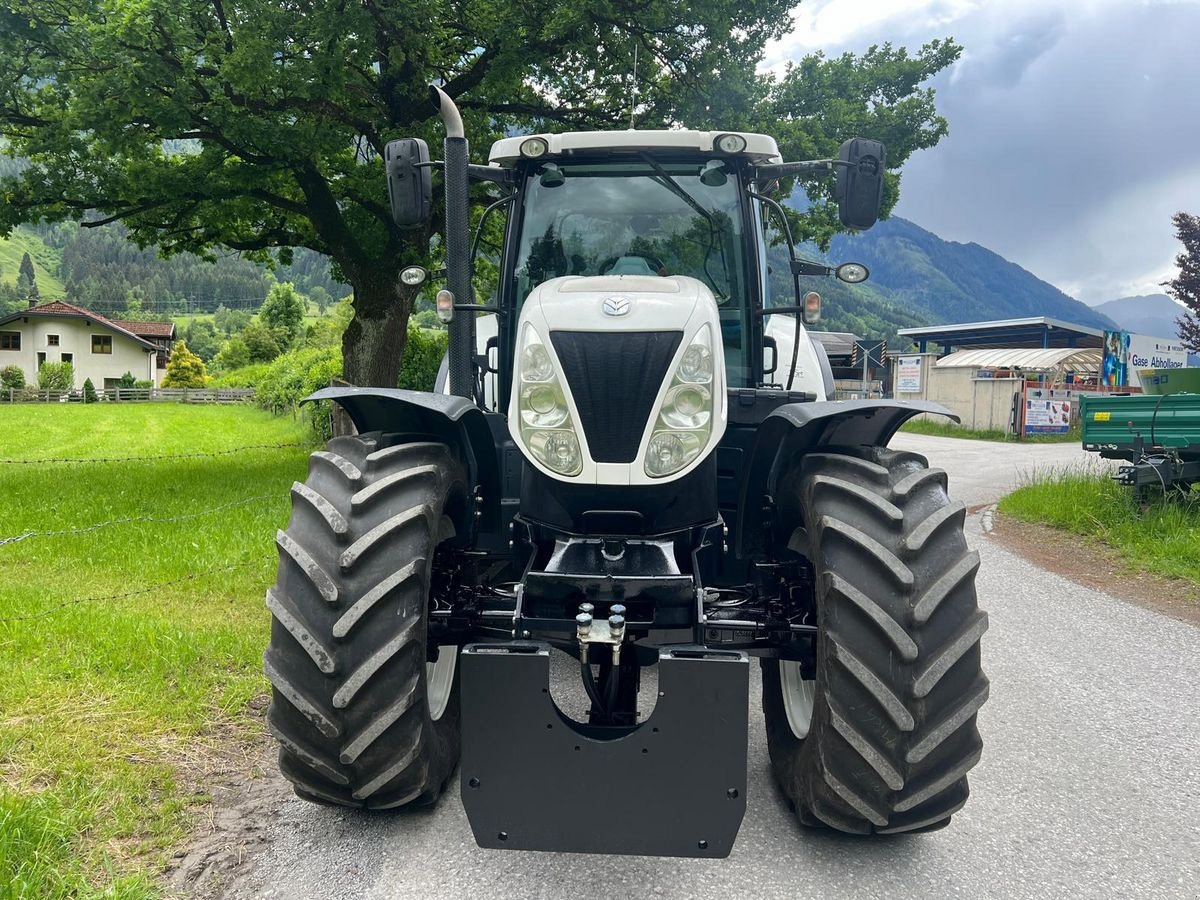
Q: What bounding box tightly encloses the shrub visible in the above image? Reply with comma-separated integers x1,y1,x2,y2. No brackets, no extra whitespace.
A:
162,339,209,388
116,371,138,389
82,377,98,403
38,361,74,391
254,346,341,439
212,363,271,389
1,365,25,390
134,380,153,389
398,326,448,391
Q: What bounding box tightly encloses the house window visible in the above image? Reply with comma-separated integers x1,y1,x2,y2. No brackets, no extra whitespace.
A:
0,331,19,351
61,353,73,365
47,334,60,346
92,335,113,354
36,351,45,368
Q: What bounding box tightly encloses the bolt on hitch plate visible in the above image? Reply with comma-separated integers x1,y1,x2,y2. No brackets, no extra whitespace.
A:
459,642,749,857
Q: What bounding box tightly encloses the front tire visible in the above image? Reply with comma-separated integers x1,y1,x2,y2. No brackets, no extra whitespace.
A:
264,433,467,809
763,447,989,834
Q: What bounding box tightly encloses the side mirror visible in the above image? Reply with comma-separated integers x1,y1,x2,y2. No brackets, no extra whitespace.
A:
385,138,433,229
835,138,886,230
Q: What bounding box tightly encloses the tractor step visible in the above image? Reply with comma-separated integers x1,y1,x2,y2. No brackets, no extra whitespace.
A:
459,642,749,857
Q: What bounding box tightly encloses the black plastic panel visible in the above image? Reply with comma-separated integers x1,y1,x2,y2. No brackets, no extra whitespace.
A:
551,330,682,463
459,643,749,857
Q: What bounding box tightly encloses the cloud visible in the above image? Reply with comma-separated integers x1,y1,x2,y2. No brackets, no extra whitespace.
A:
764,0,1200,304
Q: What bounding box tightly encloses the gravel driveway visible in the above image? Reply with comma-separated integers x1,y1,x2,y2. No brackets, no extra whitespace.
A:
215,434,1198,900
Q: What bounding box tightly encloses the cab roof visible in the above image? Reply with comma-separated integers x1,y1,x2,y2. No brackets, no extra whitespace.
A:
487,130,782,167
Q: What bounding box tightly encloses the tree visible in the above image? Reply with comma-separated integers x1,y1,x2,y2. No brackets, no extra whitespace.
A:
82,377,98,403
242,320,283,363
213,336,251,372
260,282,306,348
1163,212,1200,352
161,339,209,387
309,286,333,315
185,319,221,361
0,2,957,386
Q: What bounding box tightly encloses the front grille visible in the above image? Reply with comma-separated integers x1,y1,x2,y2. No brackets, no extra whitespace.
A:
550,331,683,463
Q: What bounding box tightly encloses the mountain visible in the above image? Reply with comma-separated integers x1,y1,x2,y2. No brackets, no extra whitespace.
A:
828,217,1116,331
0,228,66,300
1092,293,1187,339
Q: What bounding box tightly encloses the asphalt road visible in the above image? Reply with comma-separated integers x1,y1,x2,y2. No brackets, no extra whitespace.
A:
223,435,1199,899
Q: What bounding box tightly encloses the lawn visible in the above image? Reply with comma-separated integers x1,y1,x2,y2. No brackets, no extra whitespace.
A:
998,470,1200,584
0,404,314,897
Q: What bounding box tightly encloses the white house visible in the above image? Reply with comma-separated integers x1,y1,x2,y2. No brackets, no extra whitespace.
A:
0,299,167,389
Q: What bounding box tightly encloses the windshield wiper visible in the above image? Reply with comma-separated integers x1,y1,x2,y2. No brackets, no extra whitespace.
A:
636,153,729,300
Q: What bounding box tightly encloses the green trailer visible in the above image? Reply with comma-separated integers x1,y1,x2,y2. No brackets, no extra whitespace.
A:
1081,392,1200,492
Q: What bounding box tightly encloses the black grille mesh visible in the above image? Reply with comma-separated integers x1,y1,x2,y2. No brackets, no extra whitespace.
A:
550,331,683,463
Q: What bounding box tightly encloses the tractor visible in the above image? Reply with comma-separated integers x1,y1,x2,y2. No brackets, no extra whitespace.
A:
263,86,989,857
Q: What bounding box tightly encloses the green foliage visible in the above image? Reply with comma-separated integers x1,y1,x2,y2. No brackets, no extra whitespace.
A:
259,282,305,348
0,0,956,385
398,327,449,391
213,305,252,335
254,346,342,438
999,471,1200,583
116,371,137,389
212,336,251,372
0,364,24,389
211,362,271,388
37,361,73,391
161,339,209,388
81,377,97,403
241,320,283,363
184,318,221,362
308,285,333,314
1163,211,1200,352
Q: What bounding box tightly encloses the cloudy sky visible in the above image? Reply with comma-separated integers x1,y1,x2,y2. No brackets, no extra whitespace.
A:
763,0,1200,305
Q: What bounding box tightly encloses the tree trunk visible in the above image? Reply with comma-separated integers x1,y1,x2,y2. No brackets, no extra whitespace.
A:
342,275,416,387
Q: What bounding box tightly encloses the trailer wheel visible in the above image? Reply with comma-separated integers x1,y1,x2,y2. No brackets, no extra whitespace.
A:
763,446,989,834
264,433,467,809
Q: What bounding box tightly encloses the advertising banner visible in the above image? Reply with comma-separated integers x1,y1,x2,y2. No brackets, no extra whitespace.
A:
1024,386,1073,435
896,356,922,393
1101,330,1130,387
1103,331,1189,388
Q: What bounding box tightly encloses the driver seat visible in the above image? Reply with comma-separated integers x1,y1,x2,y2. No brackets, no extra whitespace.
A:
606,256,659,276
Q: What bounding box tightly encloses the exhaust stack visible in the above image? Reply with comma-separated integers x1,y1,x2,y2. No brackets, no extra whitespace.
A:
430,85,474,400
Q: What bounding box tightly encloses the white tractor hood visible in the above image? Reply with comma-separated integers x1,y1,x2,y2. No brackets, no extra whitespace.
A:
509,275,728,486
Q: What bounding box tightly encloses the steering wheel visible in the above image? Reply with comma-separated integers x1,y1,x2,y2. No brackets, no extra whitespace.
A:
598,254,668,276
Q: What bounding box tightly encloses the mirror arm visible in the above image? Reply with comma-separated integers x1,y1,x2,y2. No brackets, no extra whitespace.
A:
753,159,850,182
415,160,514,187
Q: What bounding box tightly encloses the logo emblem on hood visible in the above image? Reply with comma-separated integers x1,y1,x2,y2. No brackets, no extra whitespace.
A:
602,295,631,317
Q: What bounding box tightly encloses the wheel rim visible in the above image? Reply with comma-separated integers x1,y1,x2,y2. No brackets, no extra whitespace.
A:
779,661,815,739
426,650,456,721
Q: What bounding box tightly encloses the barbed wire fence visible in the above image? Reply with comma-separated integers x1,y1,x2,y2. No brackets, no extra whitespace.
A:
0,443,311,623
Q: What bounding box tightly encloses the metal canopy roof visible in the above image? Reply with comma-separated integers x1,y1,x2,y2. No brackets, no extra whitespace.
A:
935,347,1103,372
897,317,1105,351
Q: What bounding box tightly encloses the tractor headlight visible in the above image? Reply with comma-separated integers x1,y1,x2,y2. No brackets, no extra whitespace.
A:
515,325,582,476
645,324,715,478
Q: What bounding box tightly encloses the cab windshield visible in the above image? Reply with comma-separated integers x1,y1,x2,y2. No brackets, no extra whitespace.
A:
511,159,753,383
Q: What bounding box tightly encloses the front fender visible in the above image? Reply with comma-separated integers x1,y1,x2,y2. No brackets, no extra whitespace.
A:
305,387,501,534
734,399,957,558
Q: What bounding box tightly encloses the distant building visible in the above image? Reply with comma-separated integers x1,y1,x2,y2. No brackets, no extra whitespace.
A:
0,299,171,389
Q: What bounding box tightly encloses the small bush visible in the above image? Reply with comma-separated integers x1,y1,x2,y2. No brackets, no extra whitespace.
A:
398,326,448,391
1,364,25,390
212,363,272,389
82,377,98,403
116,371,138,389
37,361,74,391
162,340,209,388
134,379,153,389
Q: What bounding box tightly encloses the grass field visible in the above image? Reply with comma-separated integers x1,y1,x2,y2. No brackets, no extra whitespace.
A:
0,405,314,897
998,471,1200,584
899,416,1081,443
